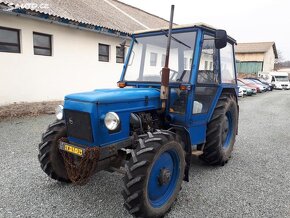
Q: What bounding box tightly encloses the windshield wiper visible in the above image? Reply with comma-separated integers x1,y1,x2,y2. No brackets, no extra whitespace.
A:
161,29,191,49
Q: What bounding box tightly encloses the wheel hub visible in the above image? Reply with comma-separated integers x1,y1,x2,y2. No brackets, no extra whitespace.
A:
222,116,229,142
222,111,233,149
158,168,171,185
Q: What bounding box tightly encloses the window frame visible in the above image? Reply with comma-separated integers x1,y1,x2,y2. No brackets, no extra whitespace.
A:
99,43,110,62
0,26,21,53
33,32,52,56
196,34,219,85
116,46,125,63
220,42,236,84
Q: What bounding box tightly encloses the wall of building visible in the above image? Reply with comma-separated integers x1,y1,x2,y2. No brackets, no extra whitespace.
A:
263,47,275,72
0,13,127,105
235,53,264,62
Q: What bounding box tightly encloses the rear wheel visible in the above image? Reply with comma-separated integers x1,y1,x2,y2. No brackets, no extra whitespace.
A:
200,95,238,165
122,131,185,217
38,120,71,183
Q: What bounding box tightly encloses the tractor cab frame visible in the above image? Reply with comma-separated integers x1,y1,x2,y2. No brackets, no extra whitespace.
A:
120,23,238,147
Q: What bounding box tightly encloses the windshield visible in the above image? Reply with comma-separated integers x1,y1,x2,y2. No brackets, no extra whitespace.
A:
245,79,256,85
275,76,289,82
237,81,245,86
252,80,263,85
124,31,197,83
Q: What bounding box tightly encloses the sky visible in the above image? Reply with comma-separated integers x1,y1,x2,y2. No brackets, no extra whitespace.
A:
120,0,290,60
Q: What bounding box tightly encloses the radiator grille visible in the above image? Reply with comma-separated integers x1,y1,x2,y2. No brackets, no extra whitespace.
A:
64,110,93,142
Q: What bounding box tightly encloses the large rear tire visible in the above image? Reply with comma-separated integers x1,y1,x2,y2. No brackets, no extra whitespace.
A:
38,120,71,183
200,95,238,166
122,131,185,217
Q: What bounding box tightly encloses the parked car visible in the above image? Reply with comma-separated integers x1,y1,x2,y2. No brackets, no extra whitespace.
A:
244,78,271,91
238,86,246,97
258,78,274,91
239,78,265,93
237,80,256,95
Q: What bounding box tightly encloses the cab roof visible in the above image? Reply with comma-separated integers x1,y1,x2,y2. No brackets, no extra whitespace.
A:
134,22,236,44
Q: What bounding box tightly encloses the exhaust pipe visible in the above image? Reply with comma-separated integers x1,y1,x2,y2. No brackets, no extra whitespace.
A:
160,5,174,110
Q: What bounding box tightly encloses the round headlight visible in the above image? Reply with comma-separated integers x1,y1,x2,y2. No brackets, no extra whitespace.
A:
55,105,64,120
104,112,120,130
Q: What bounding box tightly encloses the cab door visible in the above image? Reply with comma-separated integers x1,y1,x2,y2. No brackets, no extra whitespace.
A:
189,33,220,145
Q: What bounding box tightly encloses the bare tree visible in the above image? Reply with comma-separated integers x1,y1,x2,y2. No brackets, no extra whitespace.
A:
274,50,284,70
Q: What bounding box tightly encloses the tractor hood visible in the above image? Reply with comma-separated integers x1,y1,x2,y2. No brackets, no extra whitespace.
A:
65,88,160,104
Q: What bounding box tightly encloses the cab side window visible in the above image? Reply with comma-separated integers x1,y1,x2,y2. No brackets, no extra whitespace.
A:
220,43,236,84
197,35,219,84
193,34,219,114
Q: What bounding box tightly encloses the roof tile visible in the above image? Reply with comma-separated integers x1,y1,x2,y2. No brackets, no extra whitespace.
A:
0,0,169,33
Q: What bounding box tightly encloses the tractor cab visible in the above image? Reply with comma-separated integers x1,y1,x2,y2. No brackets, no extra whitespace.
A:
119,23,238,145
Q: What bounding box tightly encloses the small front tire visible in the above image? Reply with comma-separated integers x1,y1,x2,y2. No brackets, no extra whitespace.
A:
122,131,185,217
38,120,71,183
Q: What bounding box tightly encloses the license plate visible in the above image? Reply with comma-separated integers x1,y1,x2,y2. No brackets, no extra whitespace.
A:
59,142,84,157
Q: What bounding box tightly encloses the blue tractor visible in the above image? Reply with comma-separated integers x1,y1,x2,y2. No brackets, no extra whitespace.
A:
38,6,239,217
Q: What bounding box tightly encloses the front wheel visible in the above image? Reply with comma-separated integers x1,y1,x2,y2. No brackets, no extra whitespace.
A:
38,120,71,183
122,131,185,217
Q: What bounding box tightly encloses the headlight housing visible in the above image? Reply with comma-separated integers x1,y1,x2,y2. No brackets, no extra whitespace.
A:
104,112,120,131
55,105,64,120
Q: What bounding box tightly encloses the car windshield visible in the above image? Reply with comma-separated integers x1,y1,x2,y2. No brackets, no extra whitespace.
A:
237,81,245,86
275,76,289,82
259,78,268,83
244,79,256,85
252,80,263,85
124,31,197,83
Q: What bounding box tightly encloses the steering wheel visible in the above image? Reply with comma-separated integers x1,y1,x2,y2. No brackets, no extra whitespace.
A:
159,69,179,81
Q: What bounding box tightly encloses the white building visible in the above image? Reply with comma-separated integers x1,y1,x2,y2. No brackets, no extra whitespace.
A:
0,0,168,105
235,42,278,75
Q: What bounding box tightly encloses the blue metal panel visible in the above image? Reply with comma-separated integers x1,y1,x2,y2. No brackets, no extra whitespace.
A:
65,88,160,104
188,123,206,145
64,88,161,147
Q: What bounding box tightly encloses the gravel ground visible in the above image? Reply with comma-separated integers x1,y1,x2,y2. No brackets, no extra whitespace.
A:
0,91,289,218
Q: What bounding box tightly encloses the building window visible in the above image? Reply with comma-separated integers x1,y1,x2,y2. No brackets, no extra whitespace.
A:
99,43,109,62
116,46,125,63
0,26,20,53
33,32,52,56
150,52,157,66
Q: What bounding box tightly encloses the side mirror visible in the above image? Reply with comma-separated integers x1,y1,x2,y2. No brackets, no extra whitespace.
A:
215,29,227,49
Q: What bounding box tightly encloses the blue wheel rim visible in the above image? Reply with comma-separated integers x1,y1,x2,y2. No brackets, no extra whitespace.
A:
222,111,233,149
147,149,180,208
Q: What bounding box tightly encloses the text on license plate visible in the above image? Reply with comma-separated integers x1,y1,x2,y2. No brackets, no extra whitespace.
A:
64,144,83,156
